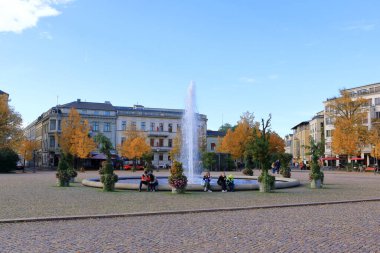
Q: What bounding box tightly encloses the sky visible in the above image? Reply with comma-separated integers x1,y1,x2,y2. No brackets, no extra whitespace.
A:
1,0,380,137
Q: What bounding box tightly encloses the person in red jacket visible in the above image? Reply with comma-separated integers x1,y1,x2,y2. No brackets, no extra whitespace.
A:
139,171,150,192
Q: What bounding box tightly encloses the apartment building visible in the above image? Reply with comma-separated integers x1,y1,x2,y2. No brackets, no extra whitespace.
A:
206,130,225,153
24,100,207,168
323,82,380,165
291,121,310,163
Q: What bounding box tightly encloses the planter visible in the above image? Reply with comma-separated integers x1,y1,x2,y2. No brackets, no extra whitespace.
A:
259,182,271,193
57,179,69,187
171,187,185,194
310,179,322,189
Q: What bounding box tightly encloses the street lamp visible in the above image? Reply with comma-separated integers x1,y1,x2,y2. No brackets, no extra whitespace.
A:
156,148,160,172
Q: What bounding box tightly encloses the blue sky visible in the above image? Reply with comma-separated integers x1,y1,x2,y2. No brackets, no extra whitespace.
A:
1,0,380,137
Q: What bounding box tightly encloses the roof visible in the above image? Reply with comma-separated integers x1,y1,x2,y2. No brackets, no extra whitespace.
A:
0,90,9,95
60,99,115,111
207,130,226,137
291,121,309,130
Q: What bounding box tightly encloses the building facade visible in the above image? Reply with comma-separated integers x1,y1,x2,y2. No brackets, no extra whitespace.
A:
323,82,380,165
24,100,207,168
206,130,225,153
291,121,310,163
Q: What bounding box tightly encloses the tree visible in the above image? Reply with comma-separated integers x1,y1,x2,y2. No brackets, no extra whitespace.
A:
94,133,118,191
0,94,23,150
269,131,285,154
218,123,234,133
327,91,370,158
0,147,19,173
169,130,182,160
18,139,40,172
246,115,275,192
217,119,253,160
118,126,151,169
201,152,217,171
58,108,96,164
307,138,324,188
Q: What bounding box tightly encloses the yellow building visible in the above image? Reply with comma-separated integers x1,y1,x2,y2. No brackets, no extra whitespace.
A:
291,121,310,164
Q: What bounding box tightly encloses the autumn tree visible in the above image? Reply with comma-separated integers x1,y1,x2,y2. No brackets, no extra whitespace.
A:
218,123,234,133
0,94,23,150
327,91,369,157
118,126,151,168
169,130,182,160
18,139,40,171
58,108,96,167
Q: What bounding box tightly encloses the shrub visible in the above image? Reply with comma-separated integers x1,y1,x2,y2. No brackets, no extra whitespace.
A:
56,156,71,187
0,148,18,173
168,161,188,191
280,167,291,178
258,171,275,190
242,167,253,176
100,161,118,191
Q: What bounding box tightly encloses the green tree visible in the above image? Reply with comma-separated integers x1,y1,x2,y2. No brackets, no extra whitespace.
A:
201,152,217,171
0,147,19,173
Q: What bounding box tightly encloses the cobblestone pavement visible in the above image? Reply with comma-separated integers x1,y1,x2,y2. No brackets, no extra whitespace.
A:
0,170,379,220
0,202,379,253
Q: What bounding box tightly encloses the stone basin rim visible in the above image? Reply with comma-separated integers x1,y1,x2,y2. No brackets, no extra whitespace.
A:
82,176,300,191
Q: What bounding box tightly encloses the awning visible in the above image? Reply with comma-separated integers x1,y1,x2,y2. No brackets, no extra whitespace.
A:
350,157,364,160
321,157,340,161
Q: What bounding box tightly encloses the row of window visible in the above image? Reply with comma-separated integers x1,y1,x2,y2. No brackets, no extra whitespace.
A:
120,138,173,148
91,122,111,132
79,110,112,116
120,121,180,132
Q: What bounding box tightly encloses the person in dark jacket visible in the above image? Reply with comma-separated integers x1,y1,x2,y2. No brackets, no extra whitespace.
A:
148,172,158,191
217,172,227,192
139,171,150,192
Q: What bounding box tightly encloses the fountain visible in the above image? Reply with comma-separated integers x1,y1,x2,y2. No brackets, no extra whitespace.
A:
180,81,199,183
82,82,300,191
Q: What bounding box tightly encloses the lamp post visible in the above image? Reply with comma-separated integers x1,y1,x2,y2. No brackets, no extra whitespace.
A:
156,148,160,172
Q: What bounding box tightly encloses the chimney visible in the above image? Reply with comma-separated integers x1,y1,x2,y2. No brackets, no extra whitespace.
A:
77,99,81,103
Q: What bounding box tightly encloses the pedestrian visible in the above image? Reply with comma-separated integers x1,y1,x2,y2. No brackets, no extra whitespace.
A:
271,162,276,174
203,171,212,192
217,172,227,192
148,172,158,191
275,160,280,174
226,174,235,192
139,171,150,192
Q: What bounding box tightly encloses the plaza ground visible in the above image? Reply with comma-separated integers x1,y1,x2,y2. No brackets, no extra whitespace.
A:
0,169,379,252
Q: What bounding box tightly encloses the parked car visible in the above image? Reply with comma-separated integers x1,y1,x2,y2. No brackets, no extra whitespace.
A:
16,161,24,170
123,164,144,170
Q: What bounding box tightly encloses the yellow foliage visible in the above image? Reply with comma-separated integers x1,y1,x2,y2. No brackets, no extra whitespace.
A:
58,108,96,158
328,91,370,156
118,126,150,159
269,132,285,154
169,131,182,160
0,94,23,149
18,139,40,161
217,121,253,159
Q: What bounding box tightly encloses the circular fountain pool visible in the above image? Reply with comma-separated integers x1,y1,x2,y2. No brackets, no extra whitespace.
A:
82,176,300,191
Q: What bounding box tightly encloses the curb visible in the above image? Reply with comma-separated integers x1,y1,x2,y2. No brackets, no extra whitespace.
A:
1,198,379,224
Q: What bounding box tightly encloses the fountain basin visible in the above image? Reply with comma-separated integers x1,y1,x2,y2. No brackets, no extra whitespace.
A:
82,176,300,191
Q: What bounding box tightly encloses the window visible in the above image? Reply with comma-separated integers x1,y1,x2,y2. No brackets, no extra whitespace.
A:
325,118,333,125
94,111,99,115
141,122,146,131
104,111,110,116
93,122,99,132
375,98,380,105
159,139,164,147
81,109,87,114
104,122,111,132
150,138,155,147
49,136,55,148
58,120,61,131
131,121,137,130
168,123,173,132
50,119,56,131
159,123,164,132
168,155,171,161
211,143,216,151
326,130,332,137
168,139,172,147
150,122,155,131
159,154,163,161
177,124,181,132
376,112,380,119
122,121,127,131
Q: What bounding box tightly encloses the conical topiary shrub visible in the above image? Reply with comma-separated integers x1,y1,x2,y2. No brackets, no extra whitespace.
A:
168,161,188,194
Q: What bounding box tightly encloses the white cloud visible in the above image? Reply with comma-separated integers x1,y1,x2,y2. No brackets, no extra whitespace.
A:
39,31,53,40
239,77,256,84
0,0,72,33
343,23,375,32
